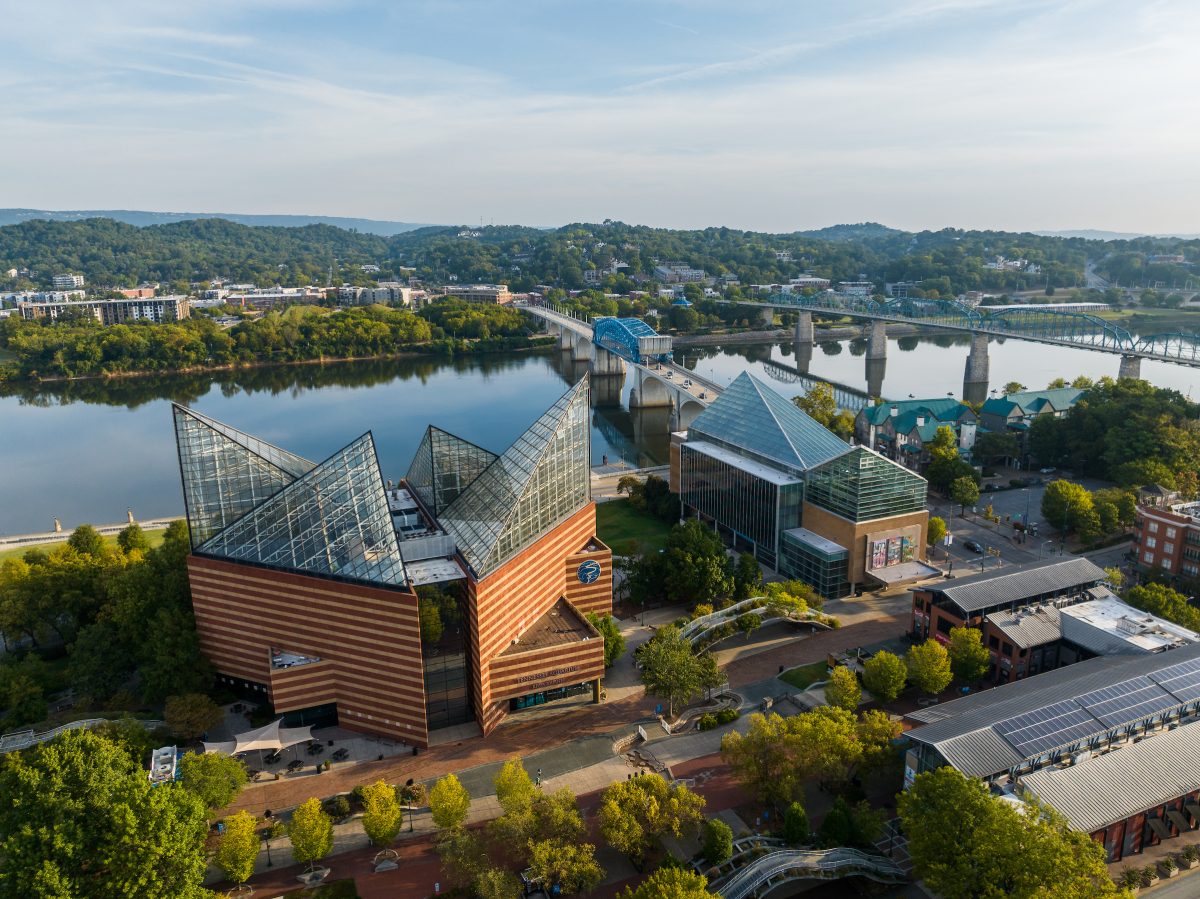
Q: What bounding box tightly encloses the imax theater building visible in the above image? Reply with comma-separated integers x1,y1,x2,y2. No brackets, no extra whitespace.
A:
173,377,611,747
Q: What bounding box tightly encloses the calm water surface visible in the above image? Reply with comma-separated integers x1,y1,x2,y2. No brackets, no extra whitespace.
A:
1,336,1196,536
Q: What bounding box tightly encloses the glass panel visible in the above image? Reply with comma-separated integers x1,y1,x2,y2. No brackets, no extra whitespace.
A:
805,447,928,523
439,377,591,577
779,529,851,598
689,372,849,474
173,404,315,547
199,433,408,586
679,444,782,558
406,426,499,516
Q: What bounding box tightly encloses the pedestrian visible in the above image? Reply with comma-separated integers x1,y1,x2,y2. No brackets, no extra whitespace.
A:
535,767,542,786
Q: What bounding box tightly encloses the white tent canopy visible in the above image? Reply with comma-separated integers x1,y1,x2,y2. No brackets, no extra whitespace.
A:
202,719,313,755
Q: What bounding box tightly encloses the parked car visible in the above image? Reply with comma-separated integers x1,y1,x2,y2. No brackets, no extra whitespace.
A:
1039,467,1056,474
963,539,984,554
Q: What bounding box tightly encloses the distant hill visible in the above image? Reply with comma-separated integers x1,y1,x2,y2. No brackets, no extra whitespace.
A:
796,222,904,241
1037,229,1200,240
0,208,433,237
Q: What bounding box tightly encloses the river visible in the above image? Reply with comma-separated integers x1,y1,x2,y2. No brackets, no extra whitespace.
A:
1,334,1197,537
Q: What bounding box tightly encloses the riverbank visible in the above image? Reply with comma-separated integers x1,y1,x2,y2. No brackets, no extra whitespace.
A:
0,336,556,387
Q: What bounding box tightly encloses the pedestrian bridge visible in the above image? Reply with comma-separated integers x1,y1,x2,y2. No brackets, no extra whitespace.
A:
710,845,907,898
738,292,1200,377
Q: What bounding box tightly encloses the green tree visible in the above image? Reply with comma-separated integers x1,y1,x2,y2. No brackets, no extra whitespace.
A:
164,692,223,741
528,839,604,895
782,801,810,844
947,627,991,682
830,408,856,441
178,752,248,811
214,810,259,886
1126,583,1200,631
794,381,837,426
68,619,130,702
736,612,761,640
950,476,980,515
661,520,733,605
117,522,151,555
288,797,333,873
1103,566,1124,591
1041,479,1093,534
474,867,523,899
732,552,763,601
823,665,861,711
1002,381,1027,394
429,773,472,831
0,729,209,898
906,639,952,695
586,612,626,666
818,796,884,849
361,780,403,847
598,774,706,863
702,818,734,865
926,516,947,550
618,867,710,899
972,431,1019,466
899,767,1124,899
67,523,107,558
637,624,710,717
1046,377,1069,389
494,756,538,816
436,828,487,890
862,650,907,702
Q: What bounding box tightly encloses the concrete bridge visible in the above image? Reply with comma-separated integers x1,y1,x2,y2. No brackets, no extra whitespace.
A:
732,292,1200,389
518,303,721,430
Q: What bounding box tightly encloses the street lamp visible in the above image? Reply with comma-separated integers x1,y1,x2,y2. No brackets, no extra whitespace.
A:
262,810,274,868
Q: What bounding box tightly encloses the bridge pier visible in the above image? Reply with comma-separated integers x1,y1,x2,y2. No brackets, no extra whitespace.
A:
865,357,886,400
795,341,813,374
557,327,574,351
760,307,776,328
571,332,593,362
1118,354,1142,380
867,320,887,360
590,372,625,407
794,311,814,347
592,346,626,376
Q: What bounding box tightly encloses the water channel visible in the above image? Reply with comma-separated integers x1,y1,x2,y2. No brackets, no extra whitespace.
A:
2,333,1197,537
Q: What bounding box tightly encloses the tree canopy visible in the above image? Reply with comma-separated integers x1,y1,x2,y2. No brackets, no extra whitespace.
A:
598,774,706,863
906,639,953,695
0,729,209,899
862,650,907,702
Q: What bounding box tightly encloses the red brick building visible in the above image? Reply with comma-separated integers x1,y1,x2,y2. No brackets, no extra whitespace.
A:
173,377,612,747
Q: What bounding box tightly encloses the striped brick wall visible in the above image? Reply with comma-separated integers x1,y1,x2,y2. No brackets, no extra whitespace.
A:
488,638,604,703
466,503,613,735
563,539,613,617
187,555,431,747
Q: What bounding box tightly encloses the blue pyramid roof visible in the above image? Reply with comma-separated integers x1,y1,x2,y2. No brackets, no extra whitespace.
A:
688,372,849,472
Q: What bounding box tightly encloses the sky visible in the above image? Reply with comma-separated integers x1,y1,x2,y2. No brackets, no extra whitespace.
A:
4,0,1199,233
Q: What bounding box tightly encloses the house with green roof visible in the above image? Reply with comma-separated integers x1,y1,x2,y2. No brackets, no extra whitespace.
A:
670,373,935,597
979,387,1085,463
855,397,978,468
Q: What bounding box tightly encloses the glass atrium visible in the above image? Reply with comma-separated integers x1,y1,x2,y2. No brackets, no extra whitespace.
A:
804,447,927,523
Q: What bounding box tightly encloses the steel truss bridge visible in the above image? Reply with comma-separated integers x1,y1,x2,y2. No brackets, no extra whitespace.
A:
759,359,874,411
753,293,1200,367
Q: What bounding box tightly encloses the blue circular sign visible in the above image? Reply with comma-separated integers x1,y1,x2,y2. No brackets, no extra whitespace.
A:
577,560,602,584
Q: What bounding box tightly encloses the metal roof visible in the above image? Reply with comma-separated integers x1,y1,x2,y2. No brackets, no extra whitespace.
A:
987,605,1063,650
907,642,1200,777
1021,723,1200,833
924,557,1106,614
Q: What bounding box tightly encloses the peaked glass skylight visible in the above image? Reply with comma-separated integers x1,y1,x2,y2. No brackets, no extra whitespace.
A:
405,426,499,515
173,404,315,548
198,433,407,586
438,377,591,577
805,447,927,522
688,372,849,473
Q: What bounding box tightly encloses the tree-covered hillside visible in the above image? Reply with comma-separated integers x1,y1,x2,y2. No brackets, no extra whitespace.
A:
1,216,1196,296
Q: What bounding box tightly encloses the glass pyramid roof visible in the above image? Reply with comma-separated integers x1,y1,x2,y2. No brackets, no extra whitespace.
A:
805,446,927,523
438,377,591,578
405,427,499,516
173,404,316,548
198,432,408,586
688,372,850,474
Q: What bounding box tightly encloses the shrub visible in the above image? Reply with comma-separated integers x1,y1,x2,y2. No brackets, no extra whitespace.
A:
1117,867,1142,889
1160,857,1178,873
324,795,351,821
702,819,733,865
781,802,809,845
1143,863,1160,884
697,714,718,731
716,708,739,725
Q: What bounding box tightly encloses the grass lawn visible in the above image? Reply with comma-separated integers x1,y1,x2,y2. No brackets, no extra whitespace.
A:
779,661,830,691
595,498,673,556
0,529,167,564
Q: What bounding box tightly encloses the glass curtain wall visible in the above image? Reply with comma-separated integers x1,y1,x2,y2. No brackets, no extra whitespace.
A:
779,530,851,598
406,426,499,516
805,447,927,523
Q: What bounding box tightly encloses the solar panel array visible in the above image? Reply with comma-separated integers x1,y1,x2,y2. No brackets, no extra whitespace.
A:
991,657,1200,759
1076,677,1176,729
1150,656,1200,703
994,700,1101,758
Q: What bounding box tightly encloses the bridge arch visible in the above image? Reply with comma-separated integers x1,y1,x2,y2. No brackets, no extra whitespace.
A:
981,309,1133,351
880,297,982,329
633,370,673,408
678,399,706,430
766,292,882,318
593,317,671,364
